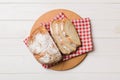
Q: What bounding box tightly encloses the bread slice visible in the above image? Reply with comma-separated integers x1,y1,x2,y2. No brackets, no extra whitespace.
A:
28,25,62,64
50,18,81,54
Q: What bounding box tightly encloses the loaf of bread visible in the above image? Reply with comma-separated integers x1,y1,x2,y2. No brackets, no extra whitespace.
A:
28,25,62,64
50,18,81,54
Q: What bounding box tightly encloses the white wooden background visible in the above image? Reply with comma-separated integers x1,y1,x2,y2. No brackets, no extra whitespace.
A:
0,0,120,80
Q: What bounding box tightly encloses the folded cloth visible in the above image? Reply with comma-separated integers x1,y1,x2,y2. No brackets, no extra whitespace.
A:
24,13,93,68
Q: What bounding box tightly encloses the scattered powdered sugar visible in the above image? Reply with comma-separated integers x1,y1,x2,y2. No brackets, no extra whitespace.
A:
29,33,49,54
28,32,62,64
39,53,51,64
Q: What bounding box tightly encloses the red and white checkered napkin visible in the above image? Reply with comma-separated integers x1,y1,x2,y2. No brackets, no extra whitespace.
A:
24,13,93,68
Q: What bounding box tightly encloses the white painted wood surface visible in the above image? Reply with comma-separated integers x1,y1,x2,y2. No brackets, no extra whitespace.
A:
0,0,120,80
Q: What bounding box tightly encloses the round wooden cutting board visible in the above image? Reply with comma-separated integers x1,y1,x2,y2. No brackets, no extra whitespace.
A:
30,9,87,71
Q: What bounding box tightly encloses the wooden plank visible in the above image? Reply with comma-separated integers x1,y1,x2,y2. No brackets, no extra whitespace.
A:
0,0,120,3
90,38,120,56
0,21,33,38
0,55,119,73
92,20,120,38
0,38,120,56
0,4,119,20
0,38,30,55
0,73,120,80
0,20,120,38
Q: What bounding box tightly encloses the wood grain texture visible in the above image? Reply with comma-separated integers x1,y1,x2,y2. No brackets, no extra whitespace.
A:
0,4,119,20
0,73,120,80
0,38,120,56
0,0,120,79
0,20,120,38
0,0,120,3
0,56,120,73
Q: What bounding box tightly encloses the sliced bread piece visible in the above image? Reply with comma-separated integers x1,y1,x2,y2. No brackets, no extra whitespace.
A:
50,18,81,54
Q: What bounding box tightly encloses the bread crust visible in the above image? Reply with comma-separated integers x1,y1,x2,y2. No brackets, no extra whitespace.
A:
50,18,81,54
28,25,62,64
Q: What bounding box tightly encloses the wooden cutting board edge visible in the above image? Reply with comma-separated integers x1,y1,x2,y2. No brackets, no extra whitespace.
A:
30,9,87,71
